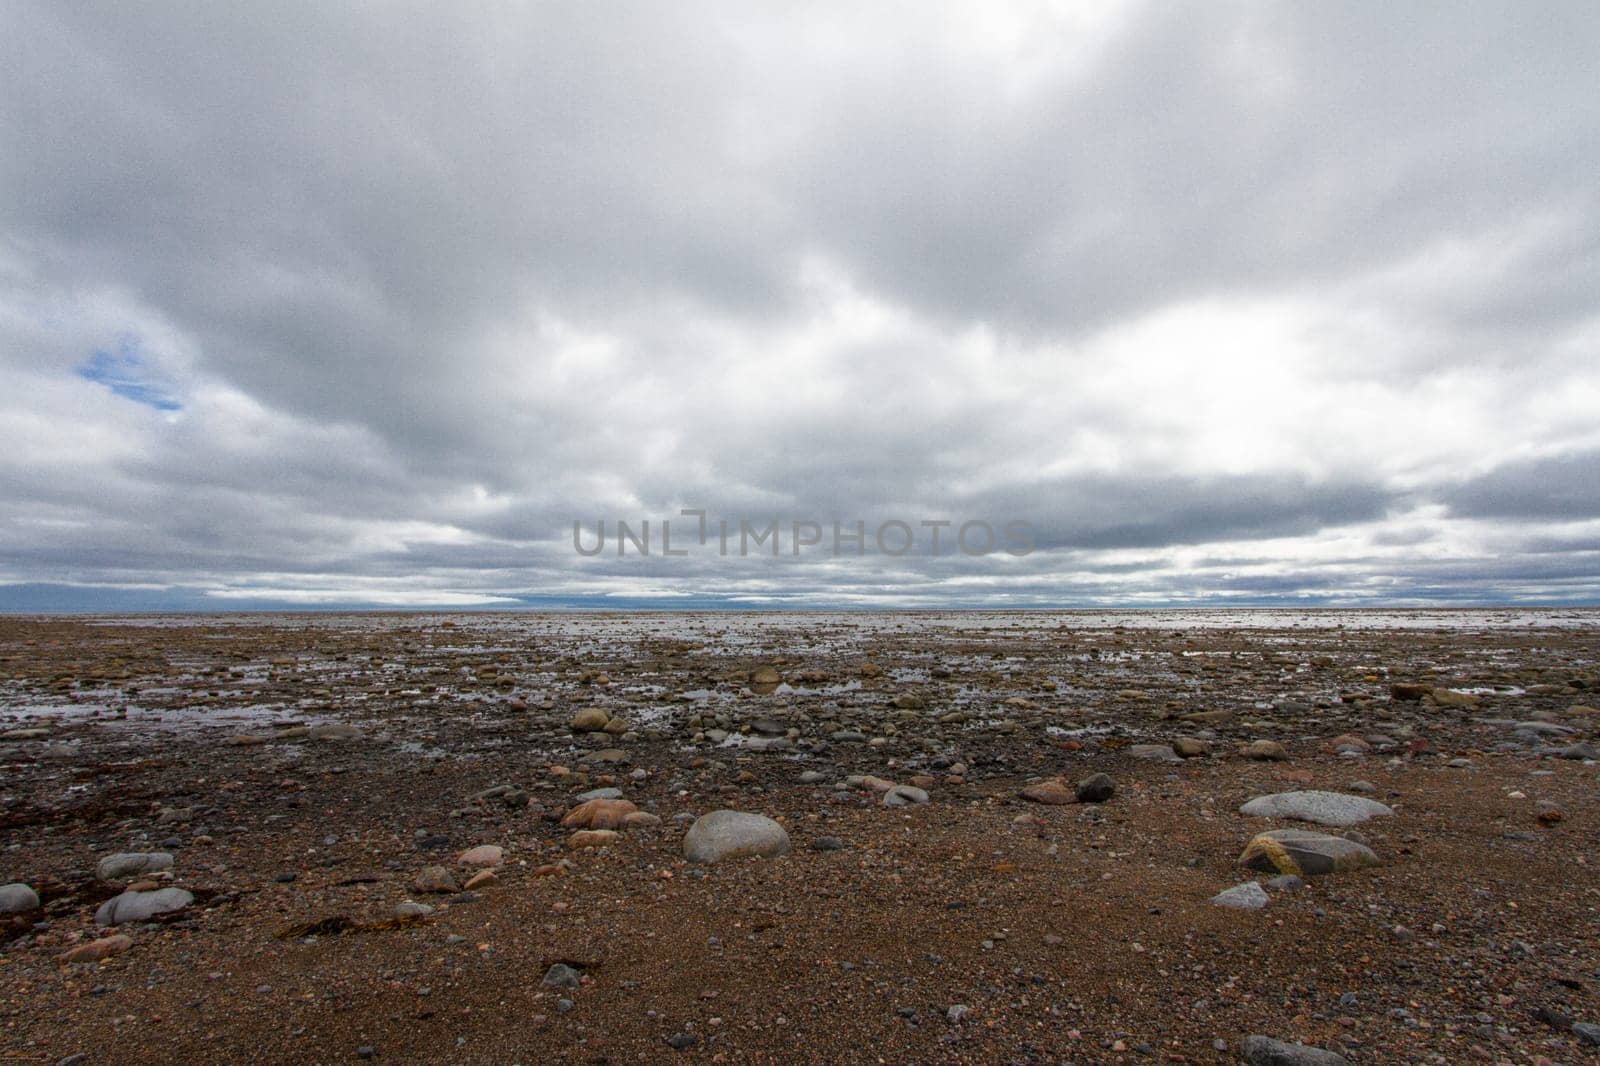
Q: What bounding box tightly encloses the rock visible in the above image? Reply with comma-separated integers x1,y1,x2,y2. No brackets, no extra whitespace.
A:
413,866,459,893
748,717,786,735
541,962,582,988
1239,791,1394,828
1573,1022,1600,1046
457,845,503,867
1390,682,1431,701
308,722,359,740
1429,688,1479,708
578,748,628,764
1556,742,1600,760
1075,773,1116,803
561,798,639,830
750,666,781,686
1265,874,1305,893
1238,1034,1349,1065
0,883,40,915
882,785,929,806
570,707,611,732
666,1033,697,1051
94,888,194,926
1210,882,1270,910
96,852,174,882
812,835,846,851
892,692,926,710
394,901,434,917
682,810,791,864
1239,829,1380,877
1245,740,1288,761
1019,780,1075,805
1182,709,1235,724
843,774,897,792
566,829,621,849
1173,737,1209,758
620,811,662,828
57,934,133,964
574,787,623,801
1128,743,1180,762
223,734,267,746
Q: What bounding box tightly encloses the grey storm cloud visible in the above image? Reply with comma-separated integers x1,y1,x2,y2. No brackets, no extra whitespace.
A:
2,1,1599,609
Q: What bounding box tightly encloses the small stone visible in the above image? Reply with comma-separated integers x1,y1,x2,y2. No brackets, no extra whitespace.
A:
357,1047,377,1060
666,1033,697,1050
1019,780,1075,805
94,888,194,926
561,798,640,830
1238,1034,1349,1065
1075,773,1116,803
574,786,623,802
0,883,41,915
566,829,621,849
413,866,459,893
569,707,611,732
463,870,496,890
1127,743,1180,762
882,784,929,806
1245,740,1289,761
1265,874,1306,893
457,845,503,867
682,810,791,864
812,836,845,851
1209,882,1270,910
1173,737,1209,758
1390,682,1431,701
394,901,434,918
57,934,133,964
1573,1022,1600,1046
95,852,174,882
308,723,360,740
541,962,581,988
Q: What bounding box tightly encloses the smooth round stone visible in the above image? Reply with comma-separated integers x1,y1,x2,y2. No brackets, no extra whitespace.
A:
457,845,503,867
1210,881,1270,910
0,883,40,915
574,787,624,802
682,810,791,864
94,887,194,926
96,852,174,881
882,785,929,806
1239,791,1394,828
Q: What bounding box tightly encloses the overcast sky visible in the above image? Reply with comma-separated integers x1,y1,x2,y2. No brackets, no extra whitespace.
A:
2,2,1598,610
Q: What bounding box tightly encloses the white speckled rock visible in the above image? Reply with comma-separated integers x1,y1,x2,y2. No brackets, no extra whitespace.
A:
682,811,790,863
1239,791,1393,828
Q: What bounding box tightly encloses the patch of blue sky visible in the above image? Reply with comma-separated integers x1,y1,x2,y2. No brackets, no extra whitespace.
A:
76,334,183,411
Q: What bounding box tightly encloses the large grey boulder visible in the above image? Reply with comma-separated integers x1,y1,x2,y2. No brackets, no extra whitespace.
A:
682,811,791,864
1239,829,1380,877
1239,790,1393,828
95,887,194,926
96,852,174,881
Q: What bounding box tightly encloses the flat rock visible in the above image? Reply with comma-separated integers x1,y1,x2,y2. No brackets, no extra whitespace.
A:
96,852,174,882
566,829,621,849
1239,791,1394,828
1239,829,1380,877
1245,740,1289,761
95,888,194,926
1128,743,1180,762
0,883,40,915
1019,780,1075,805
1239,1034,1349,1065
413,866,459,893
682,810,791,864
457,845,503,867
561,798,639,830
1210,882,1270,910
574,787,623,802
308,723,360,740
882,785,929,806
57,934,134,964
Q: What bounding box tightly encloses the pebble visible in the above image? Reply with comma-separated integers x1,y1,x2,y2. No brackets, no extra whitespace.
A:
57,934,133,964
566,829,621,849
574,786,624,801
1019,779,1075,805
541,962,581,988
1245,740,1289,761
561,798,639,830
413,866,459,893
881,784,929,806
457,845,503,867
682,810,791,863
570,707,611,732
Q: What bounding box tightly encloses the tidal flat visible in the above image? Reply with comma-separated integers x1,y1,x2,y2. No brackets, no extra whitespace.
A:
2,610,1599,1064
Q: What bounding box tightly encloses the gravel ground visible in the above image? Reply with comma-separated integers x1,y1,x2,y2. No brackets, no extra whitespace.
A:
2,610,1599,1065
